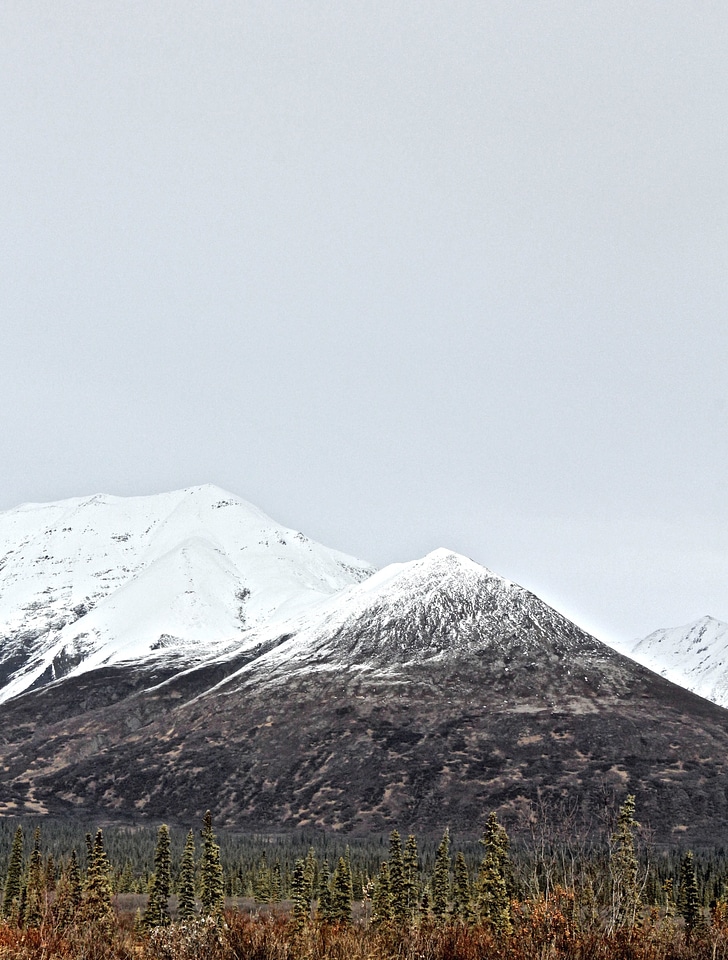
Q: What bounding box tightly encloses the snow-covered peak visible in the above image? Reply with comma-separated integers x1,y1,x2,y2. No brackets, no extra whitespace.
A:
342,548,513,600
627,616,728,707
0,486,374,702
214,545,598,690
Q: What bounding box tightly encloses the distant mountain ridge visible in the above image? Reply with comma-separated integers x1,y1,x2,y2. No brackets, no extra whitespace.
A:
626,616,728,708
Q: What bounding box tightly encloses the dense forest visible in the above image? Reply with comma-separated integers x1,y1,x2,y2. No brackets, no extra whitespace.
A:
1,798,728,958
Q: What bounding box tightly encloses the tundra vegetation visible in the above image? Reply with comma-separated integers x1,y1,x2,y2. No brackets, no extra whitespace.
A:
0,799,728,958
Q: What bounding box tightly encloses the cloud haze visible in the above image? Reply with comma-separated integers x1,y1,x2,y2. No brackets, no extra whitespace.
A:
1,2,726,642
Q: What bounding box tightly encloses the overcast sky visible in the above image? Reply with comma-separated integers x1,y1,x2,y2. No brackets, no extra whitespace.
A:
2,2,727,644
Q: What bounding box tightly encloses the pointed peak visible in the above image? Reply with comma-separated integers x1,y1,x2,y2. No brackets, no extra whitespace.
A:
414,548,514,584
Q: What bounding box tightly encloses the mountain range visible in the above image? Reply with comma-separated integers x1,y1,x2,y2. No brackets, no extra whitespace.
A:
1,485,728,843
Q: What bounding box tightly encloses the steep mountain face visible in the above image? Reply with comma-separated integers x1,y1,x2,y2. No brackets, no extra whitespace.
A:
0,485,373,703
1,500,728,843
627,616,728,708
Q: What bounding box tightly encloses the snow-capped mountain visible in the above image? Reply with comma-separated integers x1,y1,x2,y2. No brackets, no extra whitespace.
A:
627,616,728,708
4,485,728,843
0,485,373,703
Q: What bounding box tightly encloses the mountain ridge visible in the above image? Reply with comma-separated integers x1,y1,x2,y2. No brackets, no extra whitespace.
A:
627,615,728,708
2,487,728,843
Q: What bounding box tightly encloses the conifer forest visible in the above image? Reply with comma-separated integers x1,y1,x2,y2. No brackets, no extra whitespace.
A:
1,800,728,958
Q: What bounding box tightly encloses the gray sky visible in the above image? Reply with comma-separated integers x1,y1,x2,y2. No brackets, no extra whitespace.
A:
2,1,727,645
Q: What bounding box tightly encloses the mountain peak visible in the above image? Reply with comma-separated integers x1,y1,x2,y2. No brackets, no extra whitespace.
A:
231,543,602,684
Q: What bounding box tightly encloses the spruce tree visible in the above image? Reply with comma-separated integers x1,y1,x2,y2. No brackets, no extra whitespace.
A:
254,856,272,902
451,851,471,922
303,847,317,906
270,859,282,903
609,795,640,931
80,829,114,927
388,830,407,923
178,829,197,921
67,850,83,911
2,826,24,919
403,834,419,919
317,860,333,921
419,886,431,919
144,824,171,927
117,861,134,894
678,850,702,939
352,866,365,902
16,885,26,928
431,828,451,922
290,859,309,931
329,856,353,923
477,812,512,934
24,827,44,928
199,810,224,918
52,852,82,929
44,855,56,893
372,861,393,925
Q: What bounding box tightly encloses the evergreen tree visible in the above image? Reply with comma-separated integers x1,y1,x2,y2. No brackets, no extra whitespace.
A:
199,810,224,918
67,850,83,910
144,824,171,927
431,828,451,922
451,851,471,922
290,859,309,931
117,861,135,894
352,866,365,902
678,851,702,939
16,885,26,928
24,827,44,928
2,826,24,919
419,886,431,919
372,861,393,925
254,856,272,902
80,829,113,927
477,813,512,934
44,855,57,893
317,860,333,921
270,858,282,903
388,830,407,923
329,855,353,923
303,847,317,906
403,834,419,919
609,795,640,931
52,852,82,929
178,829,197,921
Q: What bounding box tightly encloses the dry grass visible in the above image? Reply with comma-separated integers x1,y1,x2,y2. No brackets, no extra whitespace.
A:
0,905,726,960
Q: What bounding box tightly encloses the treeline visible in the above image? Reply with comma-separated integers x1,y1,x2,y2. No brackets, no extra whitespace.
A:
1,798,728,957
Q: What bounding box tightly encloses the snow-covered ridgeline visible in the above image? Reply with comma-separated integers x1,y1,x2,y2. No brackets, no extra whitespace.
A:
626,616,728,708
